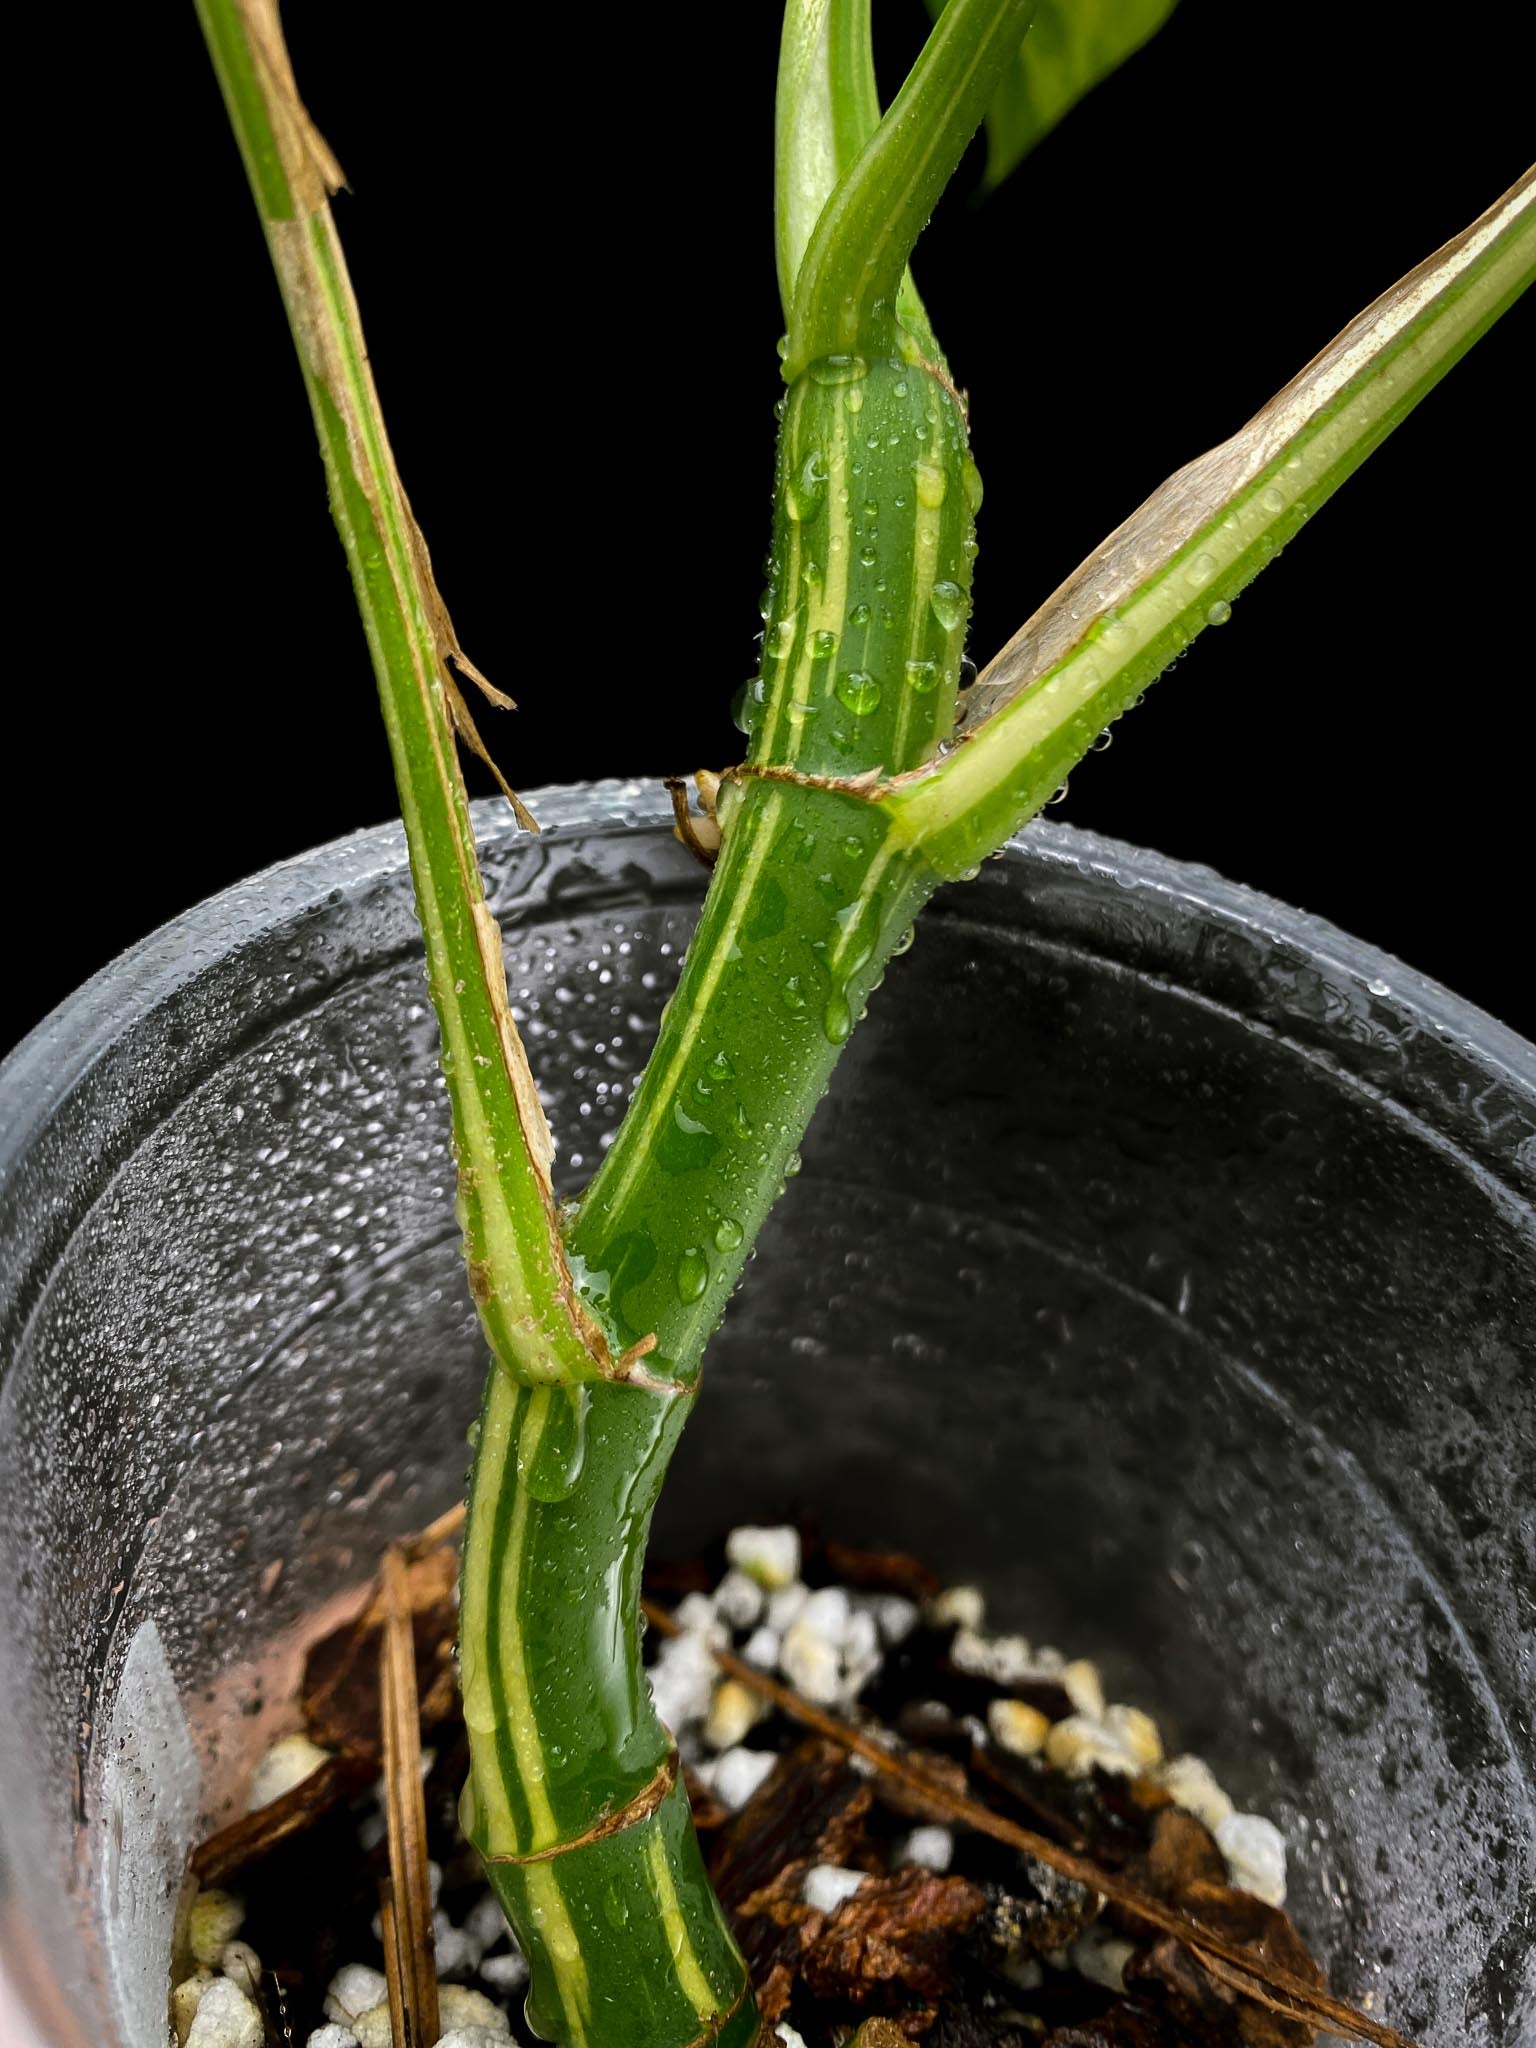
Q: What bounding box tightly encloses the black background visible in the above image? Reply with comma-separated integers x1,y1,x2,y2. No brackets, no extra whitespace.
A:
10,3,1532,1055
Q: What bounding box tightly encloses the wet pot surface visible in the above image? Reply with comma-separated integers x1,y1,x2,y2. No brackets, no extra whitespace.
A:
0,784,1531,2048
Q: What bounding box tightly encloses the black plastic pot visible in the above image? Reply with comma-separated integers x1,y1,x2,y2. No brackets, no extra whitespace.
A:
0,784,1530,2047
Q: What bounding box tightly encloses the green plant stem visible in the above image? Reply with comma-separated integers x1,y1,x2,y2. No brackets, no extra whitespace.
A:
775,0,880,315
775,0,937,355
193,0,607,1394
463,345,980,2039
461,779,936,2046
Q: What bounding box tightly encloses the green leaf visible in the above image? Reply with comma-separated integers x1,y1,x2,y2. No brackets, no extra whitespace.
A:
929,0,1179,189
883,167,1536,874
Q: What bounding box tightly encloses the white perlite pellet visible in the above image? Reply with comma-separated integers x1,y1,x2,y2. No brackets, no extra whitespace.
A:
1216,1810,1288,1906
351,2008,394,2048
324,1963,388,2026
779,1586,881,1708
713,1745,778,1811
673,1590,728,1642
871,1594,919,1644
305,2030,360,2048
951,1628,1047,1688
220,1940,262,1998
775,2027,810,2048
841,1608,882,1700
434,2028,511,2048
246,1731,330,1812
1061,1658,1106,1721
766,1582,810,1633
434,1912,482,1978
704,1677,765,1751
898,1825,954,1872
801,1864,868,1913
926,1584,984,1631
189,1890,246,1968
185,1976,264,2048
725,1525,801,1590
1045,1713,1137,1778
172,1970,214,2048
741,1624,781,1669
479,1947,531,1993
1102,1702,1163,1770
648,1628,718,1734
437,1985,512,2034
465,1891,512,1951
1158,1753,1234,1833
712,1567,767,1629
780,1612,843,1706
987,1697,1050,1758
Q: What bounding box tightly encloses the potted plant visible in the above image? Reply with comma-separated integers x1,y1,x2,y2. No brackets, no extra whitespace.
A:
0,5,1530,2048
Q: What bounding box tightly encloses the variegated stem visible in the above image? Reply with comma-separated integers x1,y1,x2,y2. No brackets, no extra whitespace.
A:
193,0,620,1393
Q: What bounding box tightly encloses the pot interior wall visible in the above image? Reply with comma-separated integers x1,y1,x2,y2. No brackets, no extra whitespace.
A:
0,788,1530,2048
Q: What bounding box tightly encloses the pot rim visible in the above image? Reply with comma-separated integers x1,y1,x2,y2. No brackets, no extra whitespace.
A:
3,779,1531,1181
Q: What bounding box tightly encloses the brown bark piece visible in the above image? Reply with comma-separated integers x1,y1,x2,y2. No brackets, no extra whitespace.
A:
1125,1877,1326,2048
799,1867,987,2011
874,1747,973,1825
302,1543,458,1760
1138,1807,1228,1900
709,1739,875,1911
709,1739,878,2019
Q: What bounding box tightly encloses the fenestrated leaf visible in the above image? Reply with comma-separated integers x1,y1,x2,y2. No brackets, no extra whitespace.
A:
928,0,1179,189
